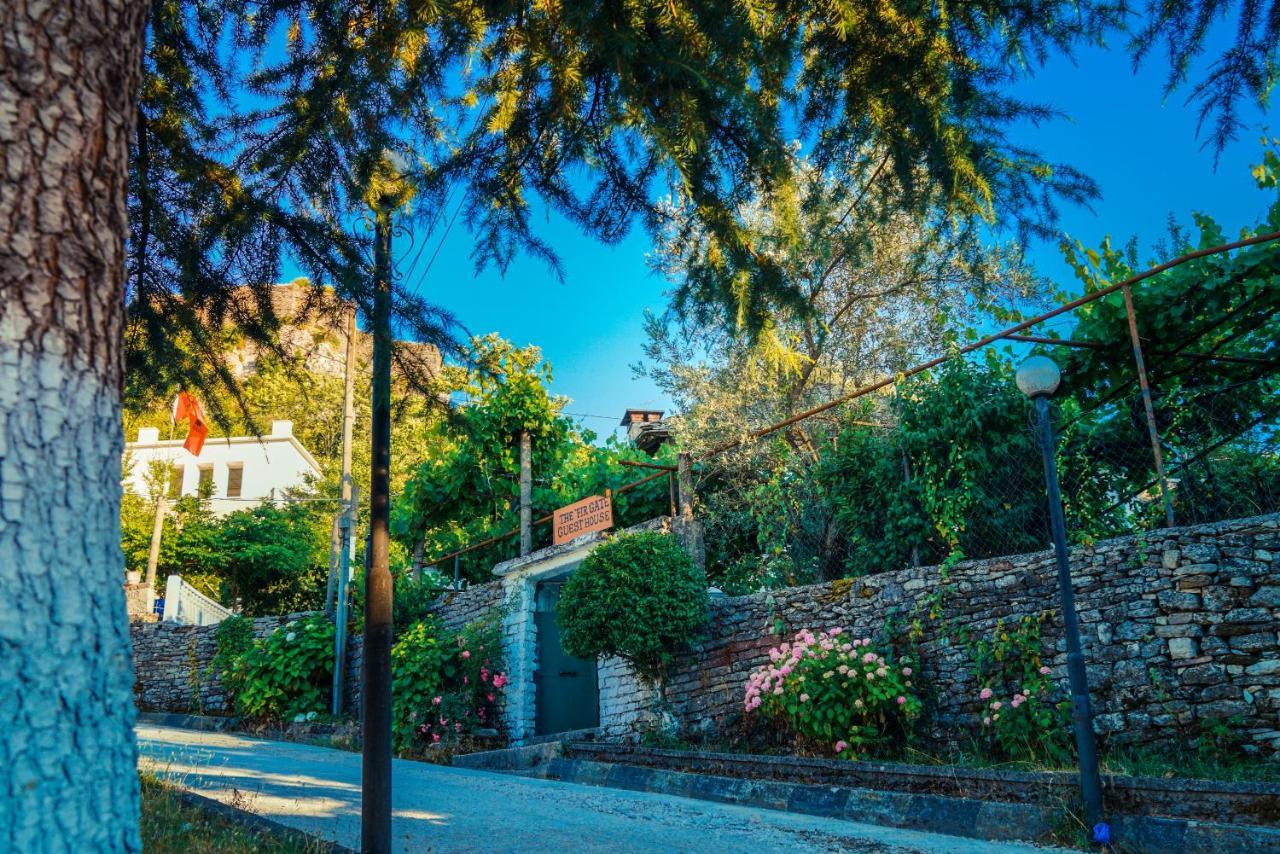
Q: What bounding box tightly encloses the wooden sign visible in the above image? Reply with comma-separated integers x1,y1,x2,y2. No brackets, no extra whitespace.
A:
553,494,613,545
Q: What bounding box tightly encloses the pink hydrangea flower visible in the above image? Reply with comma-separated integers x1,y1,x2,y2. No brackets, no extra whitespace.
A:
432,696,442,705
979,687,993,700
461,650,471,659
432,733,441,743
834,740,848,752
773,686,783,695
990,701,1002,711
1039,666,1051,675
896,696,906,705
902,667,912,676
799,693,810,702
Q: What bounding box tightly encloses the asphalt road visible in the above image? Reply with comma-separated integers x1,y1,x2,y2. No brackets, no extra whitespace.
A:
137,725,1062,853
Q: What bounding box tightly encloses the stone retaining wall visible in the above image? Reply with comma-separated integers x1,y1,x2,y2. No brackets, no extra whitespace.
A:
423,513,1280,751
128,580,502,717
426,581,506,632
656,513,1280,751
132,513,1280,752
130,611,360,714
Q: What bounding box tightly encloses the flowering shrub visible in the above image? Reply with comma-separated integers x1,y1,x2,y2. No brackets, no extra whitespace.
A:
235,614,335,721
391,619,453,751
744,627,921,757
977,666,1070,763
971,614,1071,763
394,612,508,751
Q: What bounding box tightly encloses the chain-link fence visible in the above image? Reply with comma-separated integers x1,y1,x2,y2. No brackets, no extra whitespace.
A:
691,257,1280,593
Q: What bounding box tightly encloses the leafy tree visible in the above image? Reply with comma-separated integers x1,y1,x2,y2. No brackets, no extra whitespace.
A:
643,162,1046,589
5,0,1271,844
396,336,673,580
644,158,1045,448
1048,149,1280,525
217,503,330,615
557,531,707,688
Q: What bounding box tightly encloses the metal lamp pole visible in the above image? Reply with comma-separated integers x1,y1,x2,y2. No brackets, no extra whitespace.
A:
1017,356,1107,843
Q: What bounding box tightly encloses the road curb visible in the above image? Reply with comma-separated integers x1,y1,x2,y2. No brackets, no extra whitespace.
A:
543,757,1057,844
538,757,1280,852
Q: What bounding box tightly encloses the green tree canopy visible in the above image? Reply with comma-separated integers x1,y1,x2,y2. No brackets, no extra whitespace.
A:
394,335,674,580
557,530,707,686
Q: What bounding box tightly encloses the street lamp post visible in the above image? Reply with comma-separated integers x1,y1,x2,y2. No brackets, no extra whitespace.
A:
1016,355,1108,844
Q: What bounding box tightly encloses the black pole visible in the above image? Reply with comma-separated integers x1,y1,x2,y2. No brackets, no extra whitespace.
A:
1034,394,1107,840
362,208,394,853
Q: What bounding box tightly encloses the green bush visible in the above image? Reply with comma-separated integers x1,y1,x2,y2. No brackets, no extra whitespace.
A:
970,614,1071,764
557,530,706,685
210,615,254,704
391,619,454,751
391,612,509,753
744,627,921,757
234,614,335,721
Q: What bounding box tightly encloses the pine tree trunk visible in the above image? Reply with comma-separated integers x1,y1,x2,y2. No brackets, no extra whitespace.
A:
1,1,148,850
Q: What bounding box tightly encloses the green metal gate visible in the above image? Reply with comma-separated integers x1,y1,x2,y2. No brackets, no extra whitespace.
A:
534,580,599,735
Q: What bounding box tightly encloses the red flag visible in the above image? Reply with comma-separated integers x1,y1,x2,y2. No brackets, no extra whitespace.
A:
172,391,208,456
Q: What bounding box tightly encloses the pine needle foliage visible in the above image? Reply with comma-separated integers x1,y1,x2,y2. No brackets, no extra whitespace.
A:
128,0,1272,389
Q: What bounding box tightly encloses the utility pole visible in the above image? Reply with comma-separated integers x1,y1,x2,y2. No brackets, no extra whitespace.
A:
519,430,532,556
332,485,357,716
327,305,359,616
363,201,394,854
144,494,166,596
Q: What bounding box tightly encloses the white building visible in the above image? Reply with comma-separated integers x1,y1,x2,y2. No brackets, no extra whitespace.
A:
123,420,322,515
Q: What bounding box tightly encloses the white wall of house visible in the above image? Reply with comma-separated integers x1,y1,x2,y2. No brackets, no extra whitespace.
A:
123,420,322,515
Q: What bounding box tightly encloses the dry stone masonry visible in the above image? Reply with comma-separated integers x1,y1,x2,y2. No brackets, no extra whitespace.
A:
129,513,1280,755
420,513,1280,751
656,513,1280,752
129,611,359,714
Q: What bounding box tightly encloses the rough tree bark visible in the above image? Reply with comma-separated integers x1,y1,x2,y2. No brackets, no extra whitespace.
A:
1,1,149,850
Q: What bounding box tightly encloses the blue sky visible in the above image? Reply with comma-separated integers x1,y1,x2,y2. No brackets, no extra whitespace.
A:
381,35,1274,441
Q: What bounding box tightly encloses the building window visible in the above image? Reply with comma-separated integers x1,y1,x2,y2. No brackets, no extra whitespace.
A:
198,464,214,497
168,464,185,498
226,463,244,498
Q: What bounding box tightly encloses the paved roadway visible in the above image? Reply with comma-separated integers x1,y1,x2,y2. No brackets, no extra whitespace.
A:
137,725,1064,853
